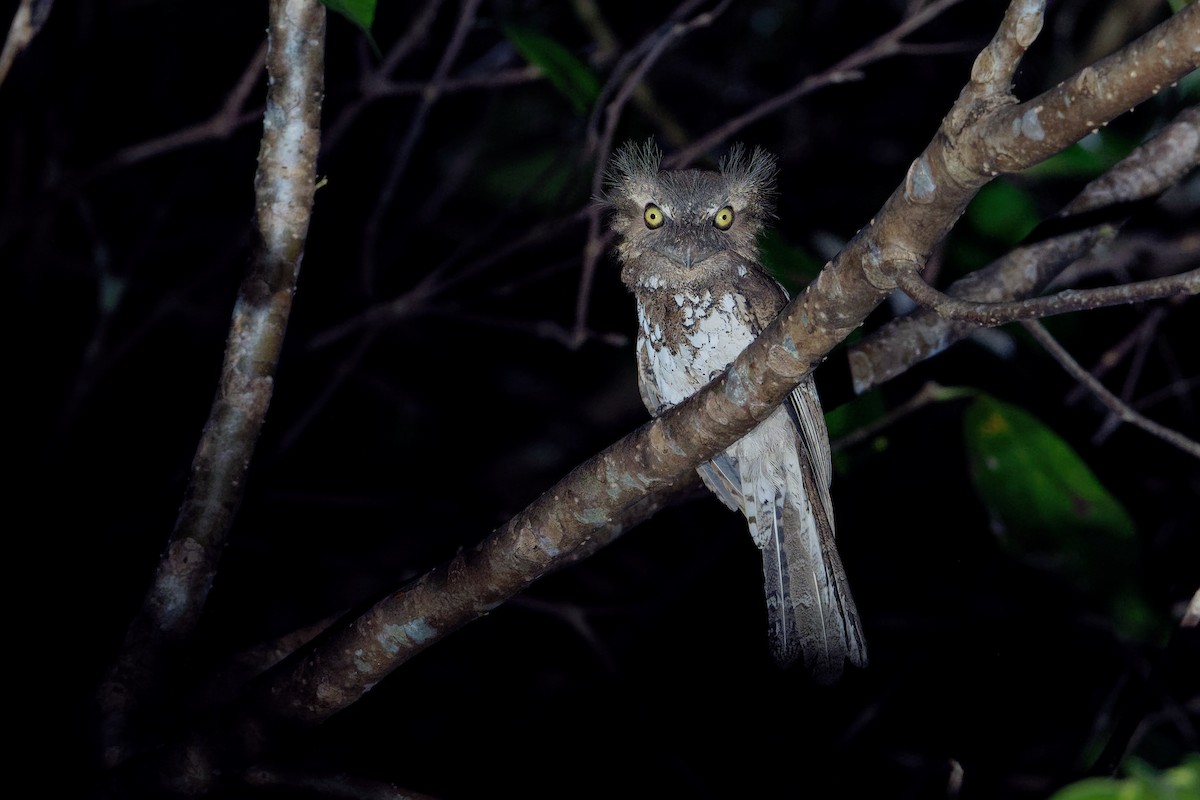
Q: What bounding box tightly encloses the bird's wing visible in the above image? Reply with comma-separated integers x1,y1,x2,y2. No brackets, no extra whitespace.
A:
697,453,742,512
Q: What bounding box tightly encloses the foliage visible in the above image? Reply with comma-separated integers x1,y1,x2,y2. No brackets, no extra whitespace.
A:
322,0,379,56
964,394,1162,642
1049,756,1200,800
504,25,600,115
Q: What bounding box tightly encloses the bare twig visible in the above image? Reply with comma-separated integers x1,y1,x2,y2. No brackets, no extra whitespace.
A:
571,0,691,146
892,264,1198,325
96,0,325,775
275,327,380,457
96,42,268,174
370,65,542,97
0,0,52,88
831,382,974,453
1068,308,1167,406
1022,320,1200,459
360,0,483,293
849,104,1200,393
323,1,446,149
669,0,968,167
1090,306,1162,445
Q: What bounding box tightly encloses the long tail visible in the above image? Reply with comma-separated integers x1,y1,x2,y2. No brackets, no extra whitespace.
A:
750,410,866,682
760,487,866,682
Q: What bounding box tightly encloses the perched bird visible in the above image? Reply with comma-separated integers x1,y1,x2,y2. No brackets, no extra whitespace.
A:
603,140,866,682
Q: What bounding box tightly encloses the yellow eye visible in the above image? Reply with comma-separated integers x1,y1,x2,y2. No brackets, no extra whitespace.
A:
643,203,665,229
714,206,735,230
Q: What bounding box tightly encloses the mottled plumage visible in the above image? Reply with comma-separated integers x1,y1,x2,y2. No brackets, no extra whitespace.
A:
604,140,866,682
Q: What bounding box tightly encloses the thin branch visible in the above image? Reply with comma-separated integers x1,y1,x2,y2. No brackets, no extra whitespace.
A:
572,0,691,147
830,382,973,453
849,103,1200,393
1022,320,1200,459
324,0,446,149
669,0,968,167
275,327,381,457
96,0,325,773
580,0,710,159
0,0,52,88
306,206,591,351
1066,308,1167,405
893,264,1199,326
95,42,268,175
370,65,542,97
1091,306,1161,445
360,0,482,294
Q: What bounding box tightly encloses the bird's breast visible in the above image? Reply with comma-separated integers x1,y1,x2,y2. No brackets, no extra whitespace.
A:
635,288,757,408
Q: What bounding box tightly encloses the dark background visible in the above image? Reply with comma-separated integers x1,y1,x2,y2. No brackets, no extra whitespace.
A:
5,1,1197,797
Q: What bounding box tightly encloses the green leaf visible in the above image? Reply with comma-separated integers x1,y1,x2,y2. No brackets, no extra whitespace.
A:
1048,777,1125,800
1049,756,1200,800
322,0,380,56
964,394,1135,544
98,271,127,315
826,389,887,442
504,25,600,115
1180,64,1200,103
964,179,1041,246
322,0,374,30
963,395,1162,641
826,390,888,476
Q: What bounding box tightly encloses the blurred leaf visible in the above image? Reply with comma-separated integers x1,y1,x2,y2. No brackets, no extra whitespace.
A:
322,0,374,29
964,394,1135,540
322,0,380,56
504,25,599,115
963,394,1163,640
946,232,1000,274
1180,66,1200,102
829,384,976,475
1049,777,1126,800
98,271,127,315
756,229,822,294
827,390,888,475
826,389,887,442
964,179,1041,246
1022,130,1134,180
1049,755,1200,800
480,149,581,208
